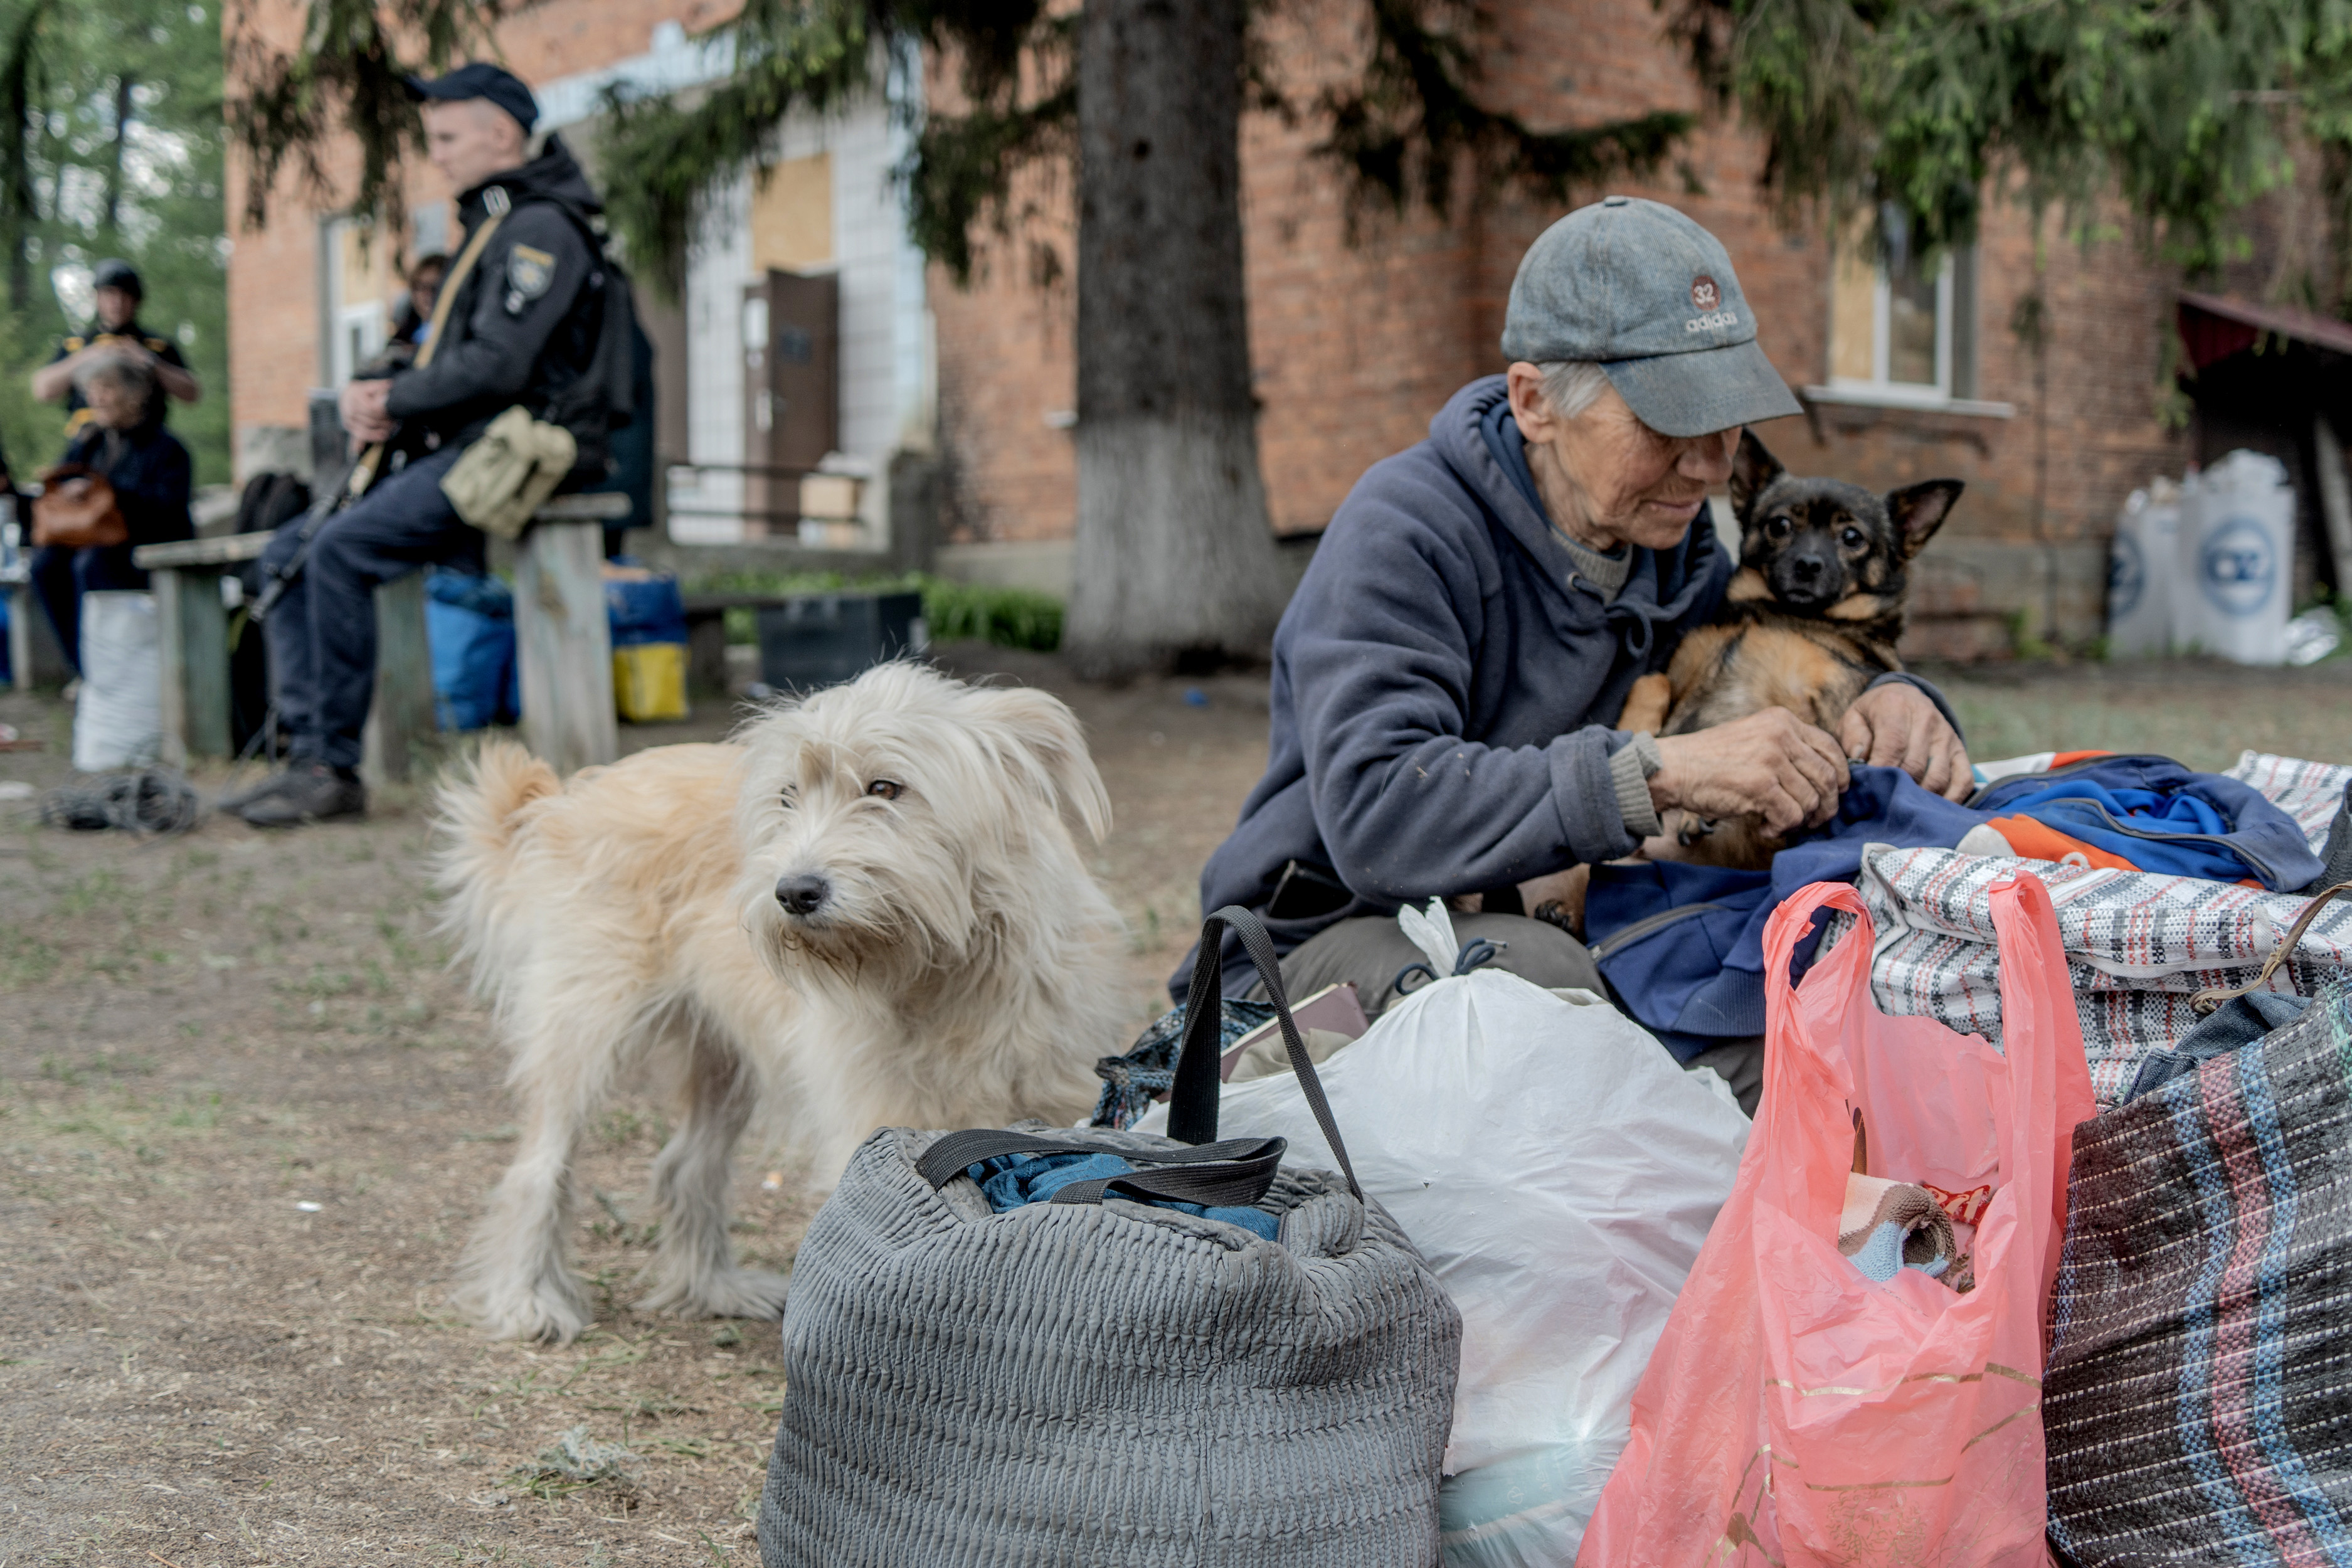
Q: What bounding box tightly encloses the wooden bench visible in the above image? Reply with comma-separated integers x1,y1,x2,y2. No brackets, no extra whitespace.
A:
133,531,438,781
2,571,39,692
514,492,628,775
133,489,633,781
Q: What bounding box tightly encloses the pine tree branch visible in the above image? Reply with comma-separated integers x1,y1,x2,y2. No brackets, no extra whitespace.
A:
598,0,889,297
1661,0,2319,276
904,78,1074,282
1317,0,1695,223
223,0,507,233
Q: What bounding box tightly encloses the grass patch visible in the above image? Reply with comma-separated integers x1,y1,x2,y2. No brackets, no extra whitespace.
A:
504,1424,642,1502
683,568,1064,653
0,938,58,991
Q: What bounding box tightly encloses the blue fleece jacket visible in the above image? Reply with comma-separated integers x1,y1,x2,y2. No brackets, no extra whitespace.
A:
1181,376,1730,998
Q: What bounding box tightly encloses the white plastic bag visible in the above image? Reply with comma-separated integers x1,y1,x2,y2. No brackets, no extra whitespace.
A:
2106,480,2180,656
1142,905,1751,1567
73,590,162,771
2178,450,2294,664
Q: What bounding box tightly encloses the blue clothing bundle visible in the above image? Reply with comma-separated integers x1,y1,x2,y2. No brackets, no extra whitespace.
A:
1587,766,1986,1058
1587,754,2325,1058
1973,755,2323,891
965,1152,1280,1240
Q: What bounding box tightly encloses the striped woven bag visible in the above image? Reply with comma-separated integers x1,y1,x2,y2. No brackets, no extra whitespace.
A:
2043,970,2352,1564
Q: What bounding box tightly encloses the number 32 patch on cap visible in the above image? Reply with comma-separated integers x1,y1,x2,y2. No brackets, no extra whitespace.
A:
504,244,557,314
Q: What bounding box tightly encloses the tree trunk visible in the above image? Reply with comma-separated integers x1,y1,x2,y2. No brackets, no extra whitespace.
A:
0,4,42,314
1065,0,1291,679
103,71,134,235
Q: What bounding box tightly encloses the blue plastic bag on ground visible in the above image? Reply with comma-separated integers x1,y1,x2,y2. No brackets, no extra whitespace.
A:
425,567,518,731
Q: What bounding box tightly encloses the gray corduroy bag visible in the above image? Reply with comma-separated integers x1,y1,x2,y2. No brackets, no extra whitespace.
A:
757,906,1462,1568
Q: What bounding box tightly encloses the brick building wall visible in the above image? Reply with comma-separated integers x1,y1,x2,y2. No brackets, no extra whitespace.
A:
225,0,2195,646
930,0,2193,648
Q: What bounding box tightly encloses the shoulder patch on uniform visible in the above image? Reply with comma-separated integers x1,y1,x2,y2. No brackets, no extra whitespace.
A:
506,243,557,304
63,336,85,351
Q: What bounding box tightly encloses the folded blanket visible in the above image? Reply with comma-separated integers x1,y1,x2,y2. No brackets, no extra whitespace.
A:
1839,1174,1961,1285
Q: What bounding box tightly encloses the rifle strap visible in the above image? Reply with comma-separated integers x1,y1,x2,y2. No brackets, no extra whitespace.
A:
415,208,504,373
343,208,507,504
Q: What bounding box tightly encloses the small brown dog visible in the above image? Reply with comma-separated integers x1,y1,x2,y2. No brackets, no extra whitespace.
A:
435,663,1128,1343
1615,430,1963,868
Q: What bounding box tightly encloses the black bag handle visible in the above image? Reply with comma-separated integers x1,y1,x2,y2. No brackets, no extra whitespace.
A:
913,906,1366,1216
917,1129,1290,1210
1177,905,1362,1200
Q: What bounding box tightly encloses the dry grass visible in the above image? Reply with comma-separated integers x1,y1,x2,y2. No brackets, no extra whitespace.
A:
0,645,1261,1564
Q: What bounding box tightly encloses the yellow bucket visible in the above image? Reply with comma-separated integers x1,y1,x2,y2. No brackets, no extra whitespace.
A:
613,642,689,723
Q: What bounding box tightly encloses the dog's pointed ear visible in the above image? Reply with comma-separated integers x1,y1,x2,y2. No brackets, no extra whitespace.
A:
973,686,1114,844
1730,430,1784,523
1887,478,1964,559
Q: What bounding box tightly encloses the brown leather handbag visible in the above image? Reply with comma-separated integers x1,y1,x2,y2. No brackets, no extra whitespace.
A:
31,464,127,549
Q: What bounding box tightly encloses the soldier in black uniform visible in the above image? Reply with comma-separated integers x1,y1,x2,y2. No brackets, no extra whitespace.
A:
234,63,620,827
31,258,202,433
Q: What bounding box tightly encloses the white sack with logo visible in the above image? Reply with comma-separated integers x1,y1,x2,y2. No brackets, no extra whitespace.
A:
73,590,162,771
1139,904,1751,1568
2177,450,2294,665
2107,479,2181,657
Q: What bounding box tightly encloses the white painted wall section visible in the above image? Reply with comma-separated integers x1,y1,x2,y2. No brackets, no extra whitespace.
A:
532,38,932,545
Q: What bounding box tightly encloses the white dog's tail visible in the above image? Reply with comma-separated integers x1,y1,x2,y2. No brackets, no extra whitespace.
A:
433,739,563,997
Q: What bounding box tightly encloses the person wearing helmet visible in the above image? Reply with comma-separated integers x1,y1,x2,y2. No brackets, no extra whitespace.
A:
30,258,202,432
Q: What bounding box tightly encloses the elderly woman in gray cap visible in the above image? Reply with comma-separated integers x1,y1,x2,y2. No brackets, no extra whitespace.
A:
1186,196,1969,1103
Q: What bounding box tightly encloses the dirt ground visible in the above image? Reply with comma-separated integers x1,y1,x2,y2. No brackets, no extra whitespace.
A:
3,645,2348,1565
0,644,1269,1567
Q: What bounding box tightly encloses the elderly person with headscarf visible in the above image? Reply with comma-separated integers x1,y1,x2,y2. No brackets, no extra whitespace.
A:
1184,197,1970,1101
29,352,193,675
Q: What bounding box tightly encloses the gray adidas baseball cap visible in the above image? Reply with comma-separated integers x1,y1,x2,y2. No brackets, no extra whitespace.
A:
1502,196,1802,438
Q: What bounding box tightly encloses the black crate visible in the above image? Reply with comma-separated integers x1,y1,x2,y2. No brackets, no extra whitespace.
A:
755,591,926,692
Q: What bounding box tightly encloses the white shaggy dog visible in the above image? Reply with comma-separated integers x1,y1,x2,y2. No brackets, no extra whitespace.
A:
435,662,1128,1343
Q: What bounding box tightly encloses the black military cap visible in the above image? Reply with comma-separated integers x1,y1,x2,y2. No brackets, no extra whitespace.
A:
405,61,539,132
93,257,142,299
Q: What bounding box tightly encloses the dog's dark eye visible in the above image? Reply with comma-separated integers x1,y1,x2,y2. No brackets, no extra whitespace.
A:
866,780,903,801
1764,516,1791,540
1840,527,1865,549
779,786,797,808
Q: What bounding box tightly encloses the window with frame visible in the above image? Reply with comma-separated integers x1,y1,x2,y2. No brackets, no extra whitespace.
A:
320,216,391,387
1826,207,1978,405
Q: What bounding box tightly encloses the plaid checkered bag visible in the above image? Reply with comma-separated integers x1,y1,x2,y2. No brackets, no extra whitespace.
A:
1858,752,2352,1107
2041,975,2352,1565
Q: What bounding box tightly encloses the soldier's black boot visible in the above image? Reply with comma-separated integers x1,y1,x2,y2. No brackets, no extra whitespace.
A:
235,761,366,827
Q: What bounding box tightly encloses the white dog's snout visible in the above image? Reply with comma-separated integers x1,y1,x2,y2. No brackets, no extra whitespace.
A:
776,871,832,917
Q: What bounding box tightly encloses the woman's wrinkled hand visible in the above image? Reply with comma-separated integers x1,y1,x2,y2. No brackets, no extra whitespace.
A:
1650,707,1851,835
1838,684,1973,802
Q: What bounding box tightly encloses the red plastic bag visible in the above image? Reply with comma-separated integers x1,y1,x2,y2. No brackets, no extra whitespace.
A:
1577,875,2095,1568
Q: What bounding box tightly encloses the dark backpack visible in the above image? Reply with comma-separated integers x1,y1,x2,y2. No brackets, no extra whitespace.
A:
234,470,311,536
530,199,642,480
